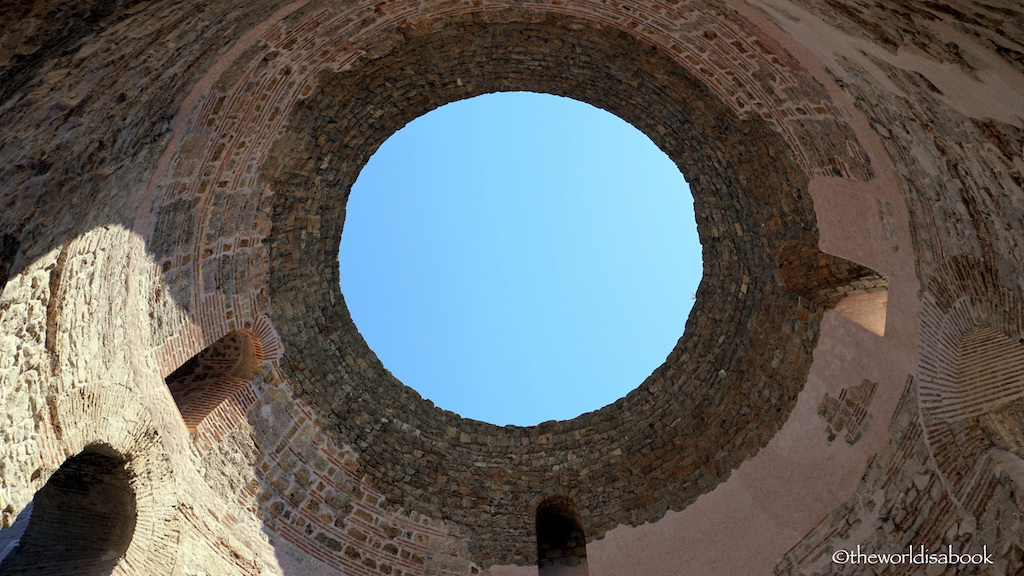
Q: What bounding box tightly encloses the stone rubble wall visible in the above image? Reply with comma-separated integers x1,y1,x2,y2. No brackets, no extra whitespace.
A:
0,0,1021,574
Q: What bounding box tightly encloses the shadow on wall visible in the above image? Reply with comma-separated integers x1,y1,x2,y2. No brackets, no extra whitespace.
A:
0,235,17,296
0,504,31,566
0,446,136,576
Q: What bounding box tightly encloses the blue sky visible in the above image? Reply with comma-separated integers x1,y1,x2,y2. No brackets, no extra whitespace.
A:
338,92,701,426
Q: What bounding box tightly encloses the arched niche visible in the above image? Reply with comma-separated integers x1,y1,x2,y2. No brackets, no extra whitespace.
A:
164,329,261,432
959,325,1024,456
537,497,589,575
0,446,136,576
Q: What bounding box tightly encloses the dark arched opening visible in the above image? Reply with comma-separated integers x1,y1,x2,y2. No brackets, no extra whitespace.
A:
165,329,261,431
0,446,136,575
537,497,589,575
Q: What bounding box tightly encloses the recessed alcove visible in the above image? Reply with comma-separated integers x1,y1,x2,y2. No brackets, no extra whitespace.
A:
0,447,136,576
536,497,589,575
917,266,1024,506
959,325,1024,455
339,91,701,425
165,330,261,432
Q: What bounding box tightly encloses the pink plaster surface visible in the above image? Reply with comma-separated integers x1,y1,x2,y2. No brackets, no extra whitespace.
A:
583,4,921,570
588,299,916,574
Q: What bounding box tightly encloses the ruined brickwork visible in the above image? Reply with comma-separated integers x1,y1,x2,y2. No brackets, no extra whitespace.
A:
0,0,1022,574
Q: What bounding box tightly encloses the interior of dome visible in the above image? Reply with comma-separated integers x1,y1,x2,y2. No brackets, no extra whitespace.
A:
1,0,1022,574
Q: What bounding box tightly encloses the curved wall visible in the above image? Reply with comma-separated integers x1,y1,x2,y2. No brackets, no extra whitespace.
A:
0,0,1022,574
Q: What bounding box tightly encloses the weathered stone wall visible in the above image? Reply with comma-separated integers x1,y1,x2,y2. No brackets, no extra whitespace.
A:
752,1,1024,574
774,377,1024,575
0,0,1021,574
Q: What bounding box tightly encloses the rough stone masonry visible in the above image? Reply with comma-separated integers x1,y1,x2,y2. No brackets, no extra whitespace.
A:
0,0,1022,574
